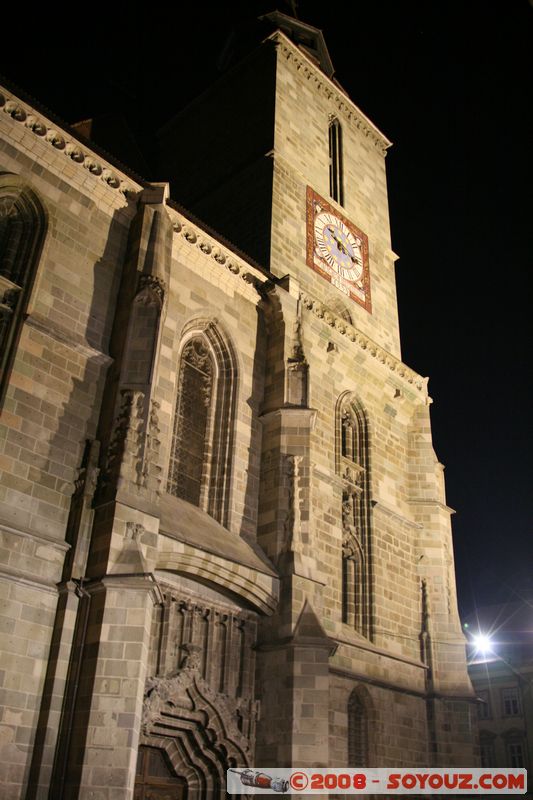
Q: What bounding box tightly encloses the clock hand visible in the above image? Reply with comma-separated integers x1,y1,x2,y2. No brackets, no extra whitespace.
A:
325,226,360,265
331,233,349,256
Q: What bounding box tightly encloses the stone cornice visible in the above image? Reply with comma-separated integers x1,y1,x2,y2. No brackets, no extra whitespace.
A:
269,31,392,155
332,636,427,671
371,499,424,529
0,86,141,198
166,206,267,298
0,566,58,593
25,312,113,365
300,290,428,396
0,519,70,551
409,498,456,515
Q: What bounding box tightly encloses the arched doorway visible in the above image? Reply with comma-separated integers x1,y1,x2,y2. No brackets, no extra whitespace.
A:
134,745,187,799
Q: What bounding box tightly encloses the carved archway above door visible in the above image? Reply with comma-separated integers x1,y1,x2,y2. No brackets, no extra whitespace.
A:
140,646,253,799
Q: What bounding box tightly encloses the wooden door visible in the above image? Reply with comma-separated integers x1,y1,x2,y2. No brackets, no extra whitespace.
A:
134,745,187,800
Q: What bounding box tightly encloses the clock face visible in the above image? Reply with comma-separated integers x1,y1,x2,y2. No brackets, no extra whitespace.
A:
306,188,371,313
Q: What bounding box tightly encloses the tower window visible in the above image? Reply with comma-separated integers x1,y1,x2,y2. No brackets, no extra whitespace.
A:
329,117,344,206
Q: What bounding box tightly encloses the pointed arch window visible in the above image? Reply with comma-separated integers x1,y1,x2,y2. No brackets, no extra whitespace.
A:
348,691,368,767
168,337,213,507
167,323,236,526
0,176,46,405
337,393,371,636
329,117,344,206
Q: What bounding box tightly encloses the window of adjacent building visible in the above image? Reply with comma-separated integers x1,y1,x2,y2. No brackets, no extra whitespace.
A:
348,692,368,767
479,739,495,768
507,741,525,768
477,689,492,719
329,117,344,206
501,687,521,716
167,324,236,526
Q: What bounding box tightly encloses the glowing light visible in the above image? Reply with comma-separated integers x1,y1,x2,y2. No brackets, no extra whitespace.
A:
473,633,493,656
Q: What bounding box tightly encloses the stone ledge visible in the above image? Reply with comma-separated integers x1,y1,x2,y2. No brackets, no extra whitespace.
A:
0,519,70,551
25,312,113,365
300,289,429,397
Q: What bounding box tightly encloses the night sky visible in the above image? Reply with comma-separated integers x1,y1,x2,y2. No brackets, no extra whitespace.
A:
1,0,531,616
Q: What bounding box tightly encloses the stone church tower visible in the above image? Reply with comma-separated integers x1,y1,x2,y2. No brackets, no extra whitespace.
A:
0,12,476,799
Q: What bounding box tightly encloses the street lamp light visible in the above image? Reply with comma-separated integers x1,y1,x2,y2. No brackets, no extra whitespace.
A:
472,632,493,658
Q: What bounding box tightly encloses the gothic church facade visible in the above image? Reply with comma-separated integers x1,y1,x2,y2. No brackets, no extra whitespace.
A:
0,13,477,799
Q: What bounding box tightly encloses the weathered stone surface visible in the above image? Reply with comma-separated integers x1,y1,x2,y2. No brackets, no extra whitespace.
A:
0,17,477,800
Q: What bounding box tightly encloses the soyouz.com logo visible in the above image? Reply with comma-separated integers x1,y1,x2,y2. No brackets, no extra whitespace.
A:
226,768,527,794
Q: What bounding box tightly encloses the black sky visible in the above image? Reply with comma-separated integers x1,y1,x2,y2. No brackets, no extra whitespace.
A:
1,0,531,615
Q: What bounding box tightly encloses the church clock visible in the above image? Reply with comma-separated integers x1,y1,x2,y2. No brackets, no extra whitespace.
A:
306,187,372,313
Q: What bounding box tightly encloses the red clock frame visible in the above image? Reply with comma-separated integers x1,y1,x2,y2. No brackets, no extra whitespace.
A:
306,187,372,314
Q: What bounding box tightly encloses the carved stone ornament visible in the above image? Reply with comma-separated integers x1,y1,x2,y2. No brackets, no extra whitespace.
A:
137,274,166,304
300,291,427,394
283,454,303,555
179,643,202,673
142,660,251,761
0,287,19,313
341,461,365,488
342,531,358,559
1,88,137,196
101,389,145,492
125,521,145,541
170,211,264,296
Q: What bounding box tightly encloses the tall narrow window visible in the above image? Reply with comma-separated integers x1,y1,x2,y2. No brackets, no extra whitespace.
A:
329,117,344,206
167,323,236,526
348,692,368,766
501,687,521,716
337,393,371,637
168,337,213,507
477,689,491,720
0,176,46,405
507,741,524,768
479,734,495,768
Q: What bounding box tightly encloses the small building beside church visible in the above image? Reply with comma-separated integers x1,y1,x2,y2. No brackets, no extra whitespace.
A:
466,601,532,797
0,12,478,799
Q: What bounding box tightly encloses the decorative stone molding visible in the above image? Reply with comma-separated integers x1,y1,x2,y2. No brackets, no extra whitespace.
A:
171,216,265,295
0,87,139,197
144,398,162,493
300,291,428,394
271,32,391,155
143,670,251,757
0,286,18,314
137,273,166,305
341,459,365,489
142,597,257,766
100,389,145,492
283,454,303,554
72,439,100,501
125,521,145,541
